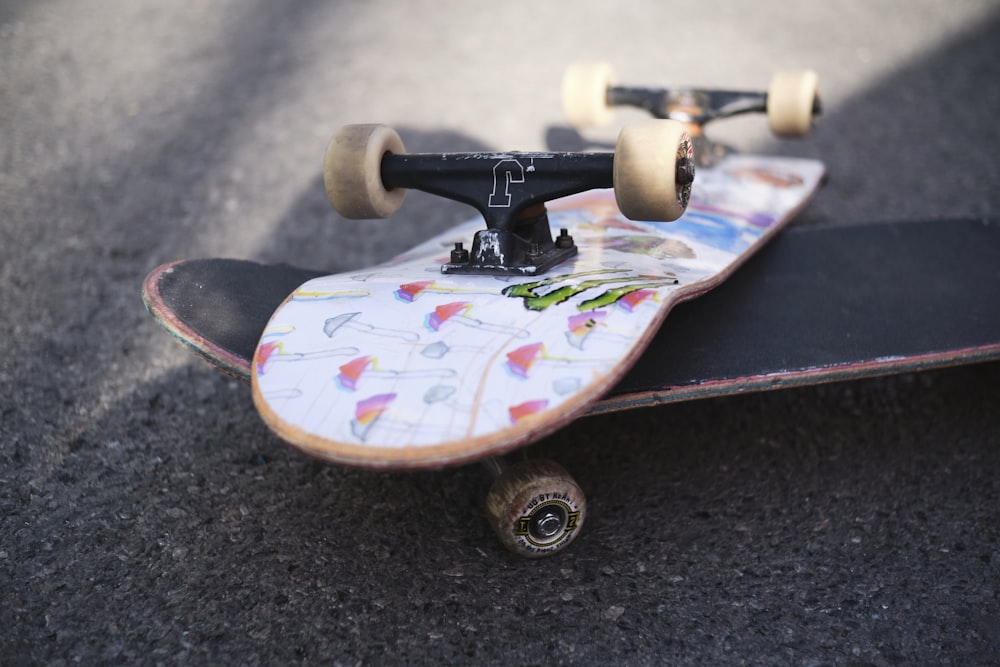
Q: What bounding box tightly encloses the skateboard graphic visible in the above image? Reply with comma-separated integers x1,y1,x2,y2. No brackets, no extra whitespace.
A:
144,67,828,556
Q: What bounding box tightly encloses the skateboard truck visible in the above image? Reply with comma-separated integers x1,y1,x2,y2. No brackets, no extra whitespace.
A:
381,151,615,276
446,205,578,277
563,64,821,165
605,87,822,129
381,151,693,276
325,122,695,276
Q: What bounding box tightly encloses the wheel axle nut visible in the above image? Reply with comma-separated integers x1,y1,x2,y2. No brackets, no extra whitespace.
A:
676,157,696,186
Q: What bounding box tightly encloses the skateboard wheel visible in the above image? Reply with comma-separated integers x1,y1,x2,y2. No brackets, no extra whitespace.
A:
766,70,819,138
486,459,585,558
562,62,616,129
324,124,406,218
613,119,694,222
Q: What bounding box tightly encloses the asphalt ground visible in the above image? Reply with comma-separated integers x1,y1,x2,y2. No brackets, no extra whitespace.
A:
2,1,999,664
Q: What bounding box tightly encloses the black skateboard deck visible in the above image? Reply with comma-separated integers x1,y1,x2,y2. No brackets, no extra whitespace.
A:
144,218,1000,412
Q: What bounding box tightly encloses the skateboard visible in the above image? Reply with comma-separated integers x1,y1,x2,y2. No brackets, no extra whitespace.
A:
143,68,826,556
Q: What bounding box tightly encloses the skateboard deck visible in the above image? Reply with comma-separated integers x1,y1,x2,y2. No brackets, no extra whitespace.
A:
143,215,1000,421
602,216,1000,412
145,153,824,468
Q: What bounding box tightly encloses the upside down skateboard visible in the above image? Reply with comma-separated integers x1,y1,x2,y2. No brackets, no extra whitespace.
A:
143,67,827,557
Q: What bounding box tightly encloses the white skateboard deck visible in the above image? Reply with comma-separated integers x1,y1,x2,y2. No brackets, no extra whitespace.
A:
251,155,826,468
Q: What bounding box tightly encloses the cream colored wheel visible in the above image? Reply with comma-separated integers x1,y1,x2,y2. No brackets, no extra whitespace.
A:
324,124,406,218
562,62,616,129
486,459,585,558
767,70,819,138
613,119,694,222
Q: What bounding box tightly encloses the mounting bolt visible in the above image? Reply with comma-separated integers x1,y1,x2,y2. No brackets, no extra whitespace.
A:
555,228,575,249
450,242,469,263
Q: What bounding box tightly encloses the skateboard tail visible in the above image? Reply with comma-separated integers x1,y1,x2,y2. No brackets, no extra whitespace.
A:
142,262,252,382
249,308,668,470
